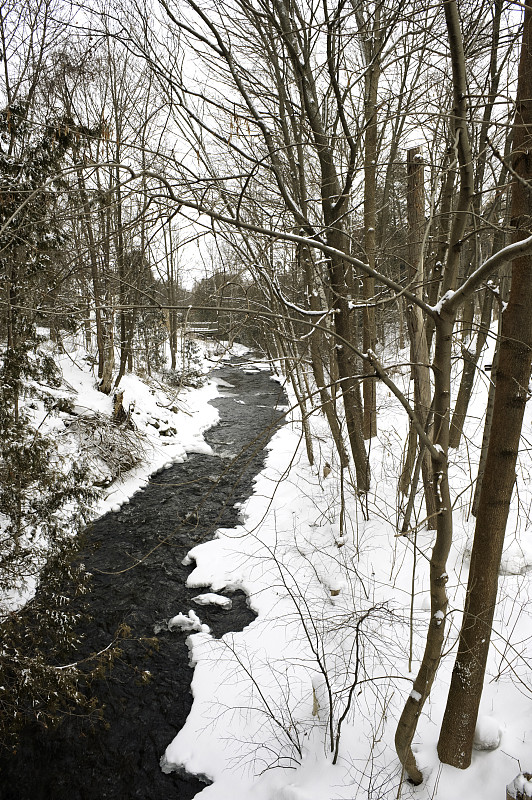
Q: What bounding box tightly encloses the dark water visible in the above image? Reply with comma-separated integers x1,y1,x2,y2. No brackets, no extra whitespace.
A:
0,357,286,800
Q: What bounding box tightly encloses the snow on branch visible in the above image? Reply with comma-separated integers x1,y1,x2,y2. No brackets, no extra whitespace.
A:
439,233,532,315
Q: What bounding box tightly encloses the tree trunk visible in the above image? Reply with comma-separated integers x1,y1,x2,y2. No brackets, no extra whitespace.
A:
394,311,453,785
114,171,129,385
395,1,474,780
469,147,512,495
471,300,502,517
75,166,106,379
425,153,455,349
449,289,493,449
300,244,349,467
402,147,436,526
328,243,370,492
277,332,315,467
438,3,532,768
362,52,379,439
99,315,115,395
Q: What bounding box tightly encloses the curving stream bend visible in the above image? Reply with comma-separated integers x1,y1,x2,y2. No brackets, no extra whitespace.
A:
0,356,286,800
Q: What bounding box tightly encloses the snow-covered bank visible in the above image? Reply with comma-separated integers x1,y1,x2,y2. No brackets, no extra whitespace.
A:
162,353,532,800
3,330,531,800
2,351,284,800
0,336,248,617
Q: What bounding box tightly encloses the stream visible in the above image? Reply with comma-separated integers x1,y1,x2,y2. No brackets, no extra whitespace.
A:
0,356,286,800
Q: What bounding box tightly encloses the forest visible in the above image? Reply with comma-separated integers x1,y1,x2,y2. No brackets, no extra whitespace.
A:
1,0,531,798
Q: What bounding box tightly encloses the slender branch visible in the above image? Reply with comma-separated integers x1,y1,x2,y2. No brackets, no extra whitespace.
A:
441,232,532,314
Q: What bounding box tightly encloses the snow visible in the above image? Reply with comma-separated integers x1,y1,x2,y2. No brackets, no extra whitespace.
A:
63,344,220,519
432,289,455,314
167,611,210,634
0,333,225,616
473,716,502,751
192,593,233,609
507,774,532,799
4,329,532,800
160,339,532,800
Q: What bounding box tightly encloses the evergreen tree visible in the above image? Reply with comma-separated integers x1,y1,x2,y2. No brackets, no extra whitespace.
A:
0,105,100,749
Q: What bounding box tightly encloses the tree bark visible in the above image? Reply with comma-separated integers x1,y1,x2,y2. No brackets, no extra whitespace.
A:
395,0,474,781
471,300,503,517
438,2,532,768
449,289,493,449
426,152,455,349
361,20,380,440
394,310,452,785
402,148,436,526
74,165,106,380
300,243,349,468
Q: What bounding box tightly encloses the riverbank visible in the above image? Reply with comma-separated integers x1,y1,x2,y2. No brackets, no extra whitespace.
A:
0,356,287,800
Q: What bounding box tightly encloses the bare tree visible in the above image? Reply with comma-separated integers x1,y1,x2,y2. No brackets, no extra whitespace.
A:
89,0,532,782
437,1,532,768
